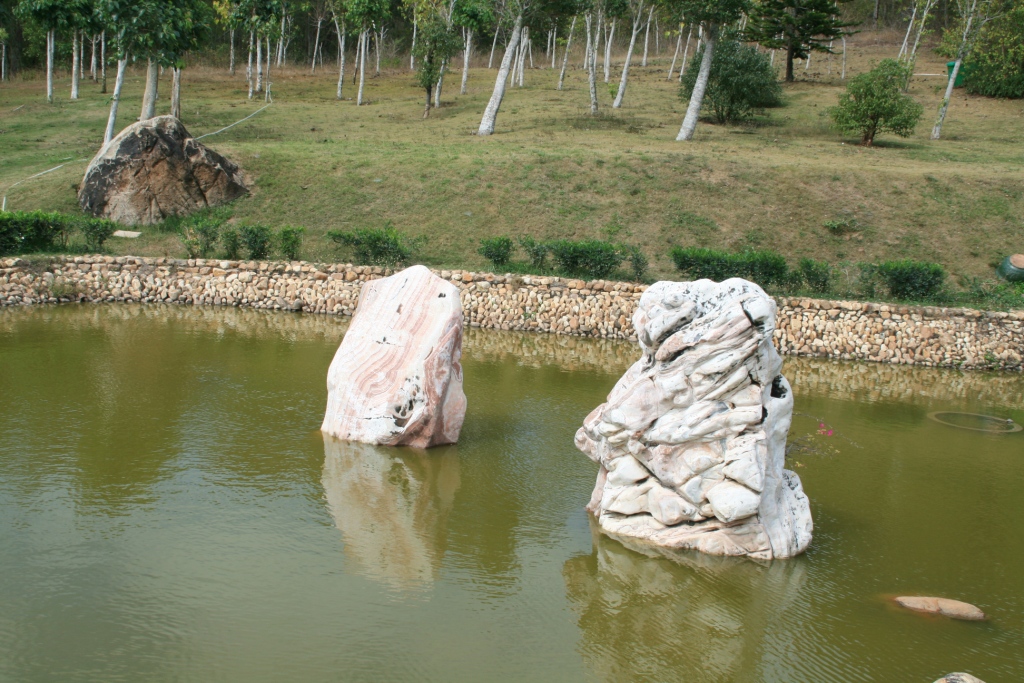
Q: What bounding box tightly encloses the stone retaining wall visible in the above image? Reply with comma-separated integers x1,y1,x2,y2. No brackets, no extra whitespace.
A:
2,255,1022,371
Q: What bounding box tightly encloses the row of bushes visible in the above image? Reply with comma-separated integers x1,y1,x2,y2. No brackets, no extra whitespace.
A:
0,211,117,255
479,236,649,282
177,215,304,261
670,246,948,301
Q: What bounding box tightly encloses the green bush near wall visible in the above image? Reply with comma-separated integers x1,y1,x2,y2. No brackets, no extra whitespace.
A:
0,211,117,255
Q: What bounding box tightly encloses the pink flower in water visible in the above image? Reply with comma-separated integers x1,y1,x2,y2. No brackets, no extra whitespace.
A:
827,430,834,436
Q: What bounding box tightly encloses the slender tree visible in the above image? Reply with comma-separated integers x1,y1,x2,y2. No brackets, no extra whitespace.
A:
931,0,1001,139
477,3,525,135
612,0,645,107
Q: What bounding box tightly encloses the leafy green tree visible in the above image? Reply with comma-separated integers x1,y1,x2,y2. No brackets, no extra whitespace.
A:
680,38,782,123
413,10,461,117
17,0,89,101
671,0,750,141
745,0,852,83
829,59,923,145
960,0,1024,98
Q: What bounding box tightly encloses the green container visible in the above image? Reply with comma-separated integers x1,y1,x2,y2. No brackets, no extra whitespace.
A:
946,61,976,88
996,254,1024,282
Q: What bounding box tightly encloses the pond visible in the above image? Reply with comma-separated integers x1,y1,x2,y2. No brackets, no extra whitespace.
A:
1,305,1022,683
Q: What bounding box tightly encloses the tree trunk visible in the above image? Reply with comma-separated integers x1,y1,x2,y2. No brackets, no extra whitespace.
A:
841,36,846,79
805,51,811,70
357,29,367,105
171,67,181,119
585,13,599,114
71,31,80,100
528,30,534,69
898,5,917,59
104,57,127,144
786,43,795,82
265,36,272,102
435,59,446,107
931,58,961,140
677,24,716,141
424,83,432,118
604,20,615,82
277,15,286,65
551,27,557,68
679,24,693,82
478,13,523,136
1,42,6,82
667,29,681,79
90,34,97,81
46,30,54,103
375,27,381,75
141,58,159,120
101,32,107,92
353,27,361,83
558,15,576,91
335,17,346,99
641,7,653,67
312,20,321,74
488,28,499,68
613,12,643,108
256,36,263,92
230,29,236,75
461,29,472,94
247,32,254,98
411,17,417,70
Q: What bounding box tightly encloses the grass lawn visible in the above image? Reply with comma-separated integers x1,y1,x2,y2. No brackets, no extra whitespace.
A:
1,29,1022,286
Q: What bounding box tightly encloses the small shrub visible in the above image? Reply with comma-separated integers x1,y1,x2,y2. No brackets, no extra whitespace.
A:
517,236,549,269
327,223,413,267
799,258,833,294
547,239,624,279
877,260,946,299
829,59,924,146
179,225,203,258
959,4,1024,99
680,40,782,123
49,277,81,299
221,228,241,259
625,245,649,282
279,226,305,261
239,225,273,260
856,262,881,298
479,236,514,268
823,218,861,235
79,217,117,252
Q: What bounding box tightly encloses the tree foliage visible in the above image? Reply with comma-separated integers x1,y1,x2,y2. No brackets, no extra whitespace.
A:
829,59,923,145
746,0,854,82
961,0,1024,98
680,38,782,123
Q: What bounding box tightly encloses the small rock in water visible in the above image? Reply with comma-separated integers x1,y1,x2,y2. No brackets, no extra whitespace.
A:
895,596,986,621
934,674,986,683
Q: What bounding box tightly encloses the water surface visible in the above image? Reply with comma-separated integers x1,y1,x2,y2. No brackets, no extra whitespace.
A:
1,305,1022,682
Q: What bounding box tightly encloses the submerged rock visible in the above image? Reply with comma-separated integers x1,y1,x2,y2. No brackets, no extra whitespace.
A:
78,116,249,225
934,674,986,683
321,265,466,448
575,278,813,560
895,596,986,621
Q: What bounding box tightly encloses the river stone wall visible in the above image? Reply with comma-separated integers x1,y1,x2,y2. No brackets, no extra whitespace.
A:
2,255,1022,371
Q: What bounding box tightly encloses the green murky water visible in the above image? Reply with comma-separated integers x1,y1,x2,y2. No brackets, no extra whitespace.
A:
1,305,1022,683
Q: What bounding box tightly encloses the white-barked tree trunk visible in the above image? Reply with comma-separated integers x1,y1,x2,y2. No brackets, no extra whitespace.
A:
676,24,715,141
478,13,523,135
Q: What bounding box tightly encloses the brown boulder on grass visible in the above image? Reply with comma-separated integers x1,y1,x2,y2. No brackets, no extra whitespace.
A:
78,116,249,226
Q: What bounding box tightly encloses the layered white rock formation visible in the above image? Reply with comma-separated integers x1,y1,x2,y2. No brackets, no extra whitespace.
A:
321,265,466,448
575,278,813,559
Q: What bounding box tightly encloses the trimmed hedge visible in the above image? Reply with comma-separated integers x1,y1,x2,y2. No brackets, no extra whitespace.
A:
0,210,117,255
479,236,514,267
877,260,946,299
547,239,624,279
670,247,789,287
327,224,413,267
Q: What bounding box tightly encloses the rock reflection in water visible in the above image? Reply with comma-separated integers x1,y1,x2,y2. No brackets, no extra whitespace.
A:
321,435,460,590
564,521,807,682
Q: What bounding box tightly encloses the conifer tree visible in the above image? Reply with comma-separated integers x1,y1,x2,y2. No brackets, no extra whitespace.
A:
745,0,852,82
